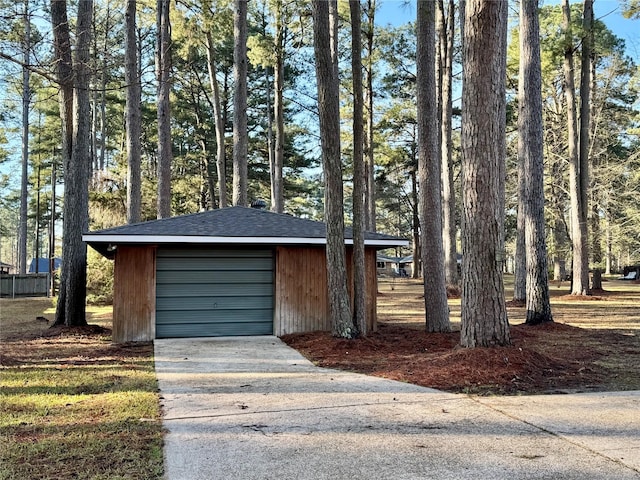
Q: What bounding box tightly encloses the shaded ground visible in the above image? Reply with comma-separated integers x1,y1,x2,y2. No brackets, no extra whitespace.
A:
282,279,640,395
0,299,153,368
0,299,163,480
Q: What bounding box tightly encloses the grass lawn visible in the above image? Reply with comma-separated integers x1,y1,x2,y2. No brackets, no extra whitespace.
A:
0,299,164,480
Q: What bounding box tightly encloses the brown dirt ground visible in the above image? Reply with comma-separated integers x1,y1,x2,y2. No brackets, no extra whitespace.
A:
0,324,154,368
281,322,640,395
282,280,640,395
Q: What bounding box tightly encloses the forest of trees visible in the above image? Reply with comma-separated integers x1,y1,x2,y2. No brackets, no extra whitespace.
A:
0,0,638,342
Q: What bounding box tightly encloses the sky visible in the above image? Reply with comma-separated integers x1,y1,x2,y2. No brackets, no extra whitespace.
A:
377,0,640,61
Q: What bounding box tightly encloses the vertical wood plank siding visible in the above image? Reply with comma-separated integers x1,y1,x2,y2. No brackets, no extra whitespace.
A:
113,246,156,342
274,246,378,335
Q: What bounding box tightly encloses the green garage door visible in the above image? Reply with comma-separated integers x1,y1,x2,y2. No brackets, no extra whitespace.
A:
155,248,274,338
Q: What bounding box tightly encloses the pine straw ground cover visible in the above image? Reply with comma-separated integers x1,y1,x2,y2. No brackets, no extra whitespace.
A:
282,277,640,395
0,298,163,480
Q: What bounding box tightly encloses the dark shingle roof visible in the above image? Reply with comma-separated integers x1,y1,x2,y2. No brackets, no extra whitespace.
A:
84,206,407,256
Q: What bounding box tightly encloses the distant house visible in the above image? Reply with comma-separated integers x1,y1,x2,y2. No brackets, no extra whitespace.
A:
619,265,640,280
377,253,462,278
376,254,412,277
0,261,13,275
29,258,62,274
84,206,408,342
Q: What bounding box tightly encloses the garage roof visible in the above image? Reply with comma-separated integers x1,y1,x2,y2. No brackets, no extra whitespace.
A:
84,206,408,257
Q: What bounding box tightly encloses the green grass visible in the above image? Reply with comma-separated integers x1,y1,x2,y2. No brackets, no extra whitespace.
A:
378,275,640,331
0,299,164,480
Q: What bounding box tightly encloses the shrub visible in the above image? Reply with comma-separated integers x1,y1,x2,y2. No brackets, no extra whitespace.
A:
86,249,114,305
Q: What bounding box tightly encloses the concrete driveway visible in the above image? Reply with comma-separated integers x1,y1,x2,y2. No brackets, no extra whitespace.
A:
154,336,640,480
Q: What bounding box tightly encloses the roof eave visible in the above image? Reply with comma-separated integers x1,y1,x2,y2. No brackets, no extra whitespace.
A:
82,234,408,253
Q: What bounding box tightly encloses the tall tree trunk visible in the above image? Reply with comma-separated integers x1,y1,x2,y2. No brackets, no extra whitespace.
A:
125,0,141,224
350,0,367,335
513,157,526,302
272,0,285,213
363,0,376,232
232,0,248,206
438,0,458,287
459,0,466,59
205,32,227,208
605,208,612,275
18,0,30,275
577,0,593,290
562,0,588,295
95,2,110,175
51,0,74,326
417,0,451,333
52,0,92,327
156,0,172,218
589,45,601,267
460,0,510,347
410,165,420,279
199,138,217,209
265,67,275,208
519,0,553,324
312,0,355,338
551,156,569,281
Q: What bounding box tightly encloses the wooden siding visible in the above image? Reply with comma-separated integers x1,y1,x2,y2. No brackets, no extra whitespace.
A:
274,246,378,335
113,246,156,342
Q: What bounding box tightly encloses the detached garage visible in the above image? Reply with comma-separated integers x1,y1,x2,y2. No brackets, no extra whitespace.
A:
83,206,407,343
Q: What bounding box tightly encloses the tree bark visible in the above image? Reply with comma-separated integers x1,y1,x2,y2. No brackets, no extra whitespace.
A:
562,0,588,295
94,3,110,175
18,0,30,275
51,0,73,325
363,0,376,232
204,31,227,208
460,0,510,347
411,165,420,279
272,0,285,213
550,152,569,281
438,0,458,287
519,0,553,324
125,0,142,224
52,0,92,327
417,0,451,333
265,65,275,209
605,208,612,275
350,0,367,335
156,0,172,218
232,0,248,206
578,0,593,290
513,156,526,302
312,0,355,338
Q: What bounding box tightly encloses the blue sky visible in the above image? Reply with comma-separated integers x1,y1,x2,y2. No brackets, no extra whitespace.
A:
377,0,640,61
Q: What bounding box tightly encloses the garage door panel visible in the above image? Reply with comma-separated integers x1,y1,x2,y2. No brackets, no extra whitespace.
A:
156,270,273,284
155,248,274,338
156,309,273,324
157,257,273,271
156,283,273,297
155,321,273,338
156,295,273,311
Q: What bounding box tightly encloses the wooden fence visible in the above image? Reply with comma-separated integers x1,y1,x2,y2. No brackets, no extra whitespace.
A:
0,274,50,298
